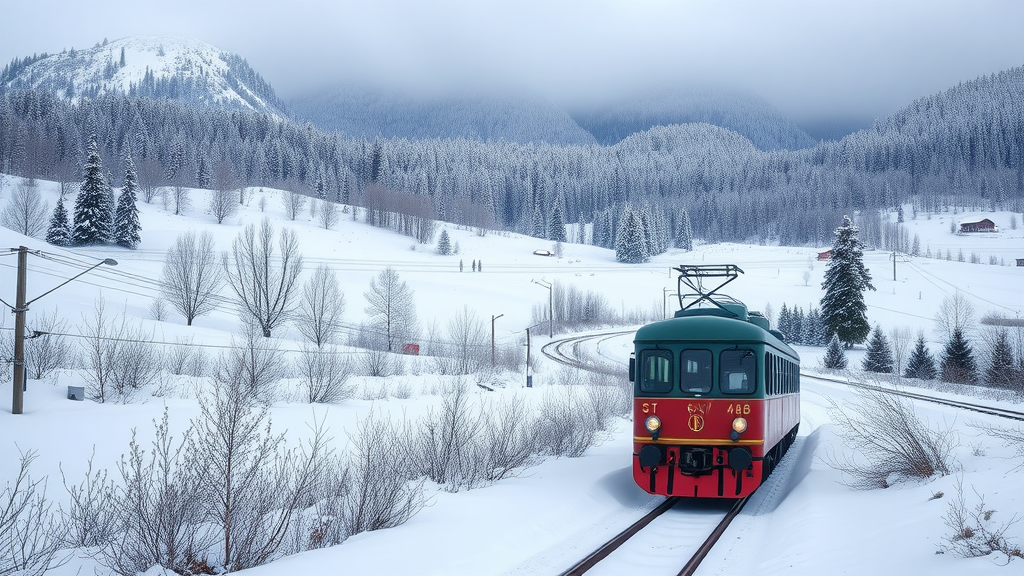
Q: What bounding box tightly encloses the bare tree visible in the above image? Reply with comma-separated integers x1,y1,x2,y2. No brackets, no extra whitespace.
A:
24,308,74,379
363,266,418,352
135,157,163,203
169,184,191,216
1,179,49,237
161,230,224,326
888,325,914,378
317,199,339,230
935,291,977,341
443,305,488,375
223,218,304,337
59,451,115,549
295,264,345,347
282,189,306,221
208,160,239,224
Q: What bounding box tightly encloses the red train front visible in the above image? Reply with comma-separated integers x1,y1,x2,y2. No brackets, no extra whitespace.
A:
630,265,800,498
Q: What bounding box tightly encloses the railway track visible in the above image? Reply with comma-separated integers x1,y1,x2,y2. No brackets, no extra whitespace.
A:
557,496,749,576
804,373,1024,422
540,330,634,373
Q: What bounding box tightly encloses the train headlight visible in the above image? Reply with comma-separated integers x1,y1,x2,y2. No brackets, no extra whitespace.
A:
645,415,661,435
730,417,747,441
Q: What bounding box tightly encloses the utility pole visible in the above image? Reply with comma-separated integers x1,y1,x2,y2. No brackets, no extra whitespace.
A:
491,313,504,366
891,250,897,281
525,327,531,387
8,248,117,414
12,246,27,414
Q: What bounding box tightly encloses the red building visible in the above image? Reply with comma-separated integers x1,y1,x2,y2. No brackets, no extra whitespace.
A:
816,249,832,261
959,218,996,233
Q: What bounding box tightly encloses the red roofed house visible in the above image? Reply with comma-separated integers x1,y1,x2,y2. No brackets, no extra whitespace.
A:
817,249,832,261
959,218,996,233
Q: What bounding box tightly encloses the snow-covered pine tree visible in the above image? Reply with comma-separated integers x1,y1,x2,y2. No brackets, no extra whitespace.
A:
820,215,875,347
940,327,976,384
532,204,546,239
548,200,567,243
861,325,894,373
436,228,452,255
114,153,142,249
71,136,112,245
904,333,937,380
984,328,1018,390
777,303,792,340
677,207,693,251
615,205,649,264
46,195,71,246
823,333,848,369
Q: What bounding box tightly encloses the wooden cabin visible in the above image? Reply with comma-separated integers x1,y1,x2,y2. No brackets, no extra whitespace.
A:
959,218,996,233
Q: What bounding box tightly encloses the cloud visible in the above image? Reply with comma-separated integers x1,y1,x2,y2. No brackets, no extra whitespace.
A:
3,0,1024,122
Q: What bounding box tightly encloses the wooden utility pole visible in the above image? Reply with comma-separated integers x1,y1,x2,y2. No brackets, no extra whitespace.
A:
491,313,504,366
12,246,27,414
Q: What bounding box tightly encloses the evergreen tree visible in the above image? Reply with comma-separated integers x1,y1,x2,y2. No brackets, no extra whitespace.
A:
615,206,649,264
985,329,1018,389
904,334,937,380
71,135,112,245
196,155,210,188
941,327,977,384
820,215,875,347
823,333,848,369
436,228,452,255
861,325,894,373
677,207,693,251
777,303,792,340
531,204,545,239
46,195,71,246
113,153,142,248
548,200,567,243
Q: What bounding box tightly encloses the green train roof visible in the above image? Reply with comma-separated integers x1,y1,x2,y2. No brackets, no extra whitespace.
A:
634,312,799,359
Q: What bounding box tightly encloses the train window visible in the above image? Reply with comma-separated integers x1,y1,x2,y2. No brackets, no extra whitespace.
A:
639,350,673,394
680,350,713,394
720,349,756,394
765,353,774,396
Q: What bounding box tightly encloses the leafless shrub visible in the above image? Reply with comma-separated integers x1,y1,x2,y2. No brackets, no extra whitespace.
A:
165,337,209,377
0,450,68,576
824,386,957,489
24,308,74,379
583,371,632,430
169,184,191,216
942,476,1022,562
411,381,483,490
79,298,161,403
99,410,211,576
970,422,1024,470
282,189,307,220
297,344,355,403
339,410,424,536
476,394,538,483
188,379,333,571
148,297,168,321
214,321,286,403
59,450,116,548
533,386,599,457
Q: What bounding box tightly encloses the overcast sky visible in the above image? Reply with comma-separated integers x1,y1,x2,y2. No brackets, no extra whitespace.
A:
2,0,1023,125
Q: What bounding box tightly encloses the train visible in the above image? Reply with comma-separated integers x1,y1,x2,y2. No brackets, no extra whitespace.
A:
630,265,800,498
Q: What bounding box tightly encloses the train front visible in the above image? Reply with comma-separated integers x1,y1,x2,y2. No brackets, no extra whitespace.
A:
630,314,767,498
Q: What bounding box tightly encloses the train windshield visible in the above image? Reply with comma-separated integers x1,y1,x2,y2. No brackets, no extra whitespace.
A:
639,350,673,394
720,349,756,394
680,349,713,393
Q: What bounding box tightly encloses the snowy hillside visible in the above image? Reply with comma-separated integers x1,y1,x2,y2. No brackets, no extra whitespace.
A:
1,172,1023,575
0,36,287,117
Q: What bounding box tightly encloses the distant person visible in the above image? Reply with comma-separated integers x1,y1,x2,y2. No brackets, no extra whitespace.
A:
478,259,482,272
472,259,477,272
460,259,464,272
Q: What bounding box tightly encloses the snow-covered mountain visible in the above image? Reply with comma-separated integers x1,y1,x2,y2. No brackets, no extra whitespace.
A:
0,36,287,118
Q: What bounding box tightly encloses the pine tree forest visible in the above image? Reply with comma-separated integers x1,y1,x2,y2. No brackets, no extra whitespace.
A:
2,66,1024,252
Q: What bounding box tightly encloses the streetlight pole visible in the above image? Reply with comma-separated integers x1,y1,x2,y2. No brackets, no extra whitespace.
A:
532,279,553,337
9,246,117,414
491,313,504,366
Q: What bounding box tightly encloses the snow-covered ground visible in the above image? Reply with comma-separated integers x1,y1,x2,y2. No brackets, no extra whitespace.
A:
1,174,1022,575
